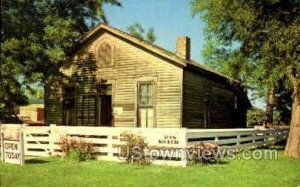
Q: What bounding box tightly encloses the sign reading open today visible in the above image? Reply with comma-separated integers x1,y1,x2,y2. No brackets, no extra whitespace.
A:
1,132,25,165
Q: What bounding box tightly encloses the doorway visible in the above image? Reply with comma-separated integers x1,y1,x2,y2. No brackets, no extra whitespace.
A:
96,83,113,126
96,95,112,126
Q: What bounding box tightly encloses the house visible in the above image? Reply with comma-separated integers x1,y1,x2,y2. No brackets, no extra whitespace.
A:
45,24,251,128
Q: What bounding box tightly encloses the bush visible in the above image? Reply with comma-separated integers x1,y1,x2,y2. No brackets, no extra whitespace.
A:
59,136,94,161
187,142,219,164
247,108,266,127
120,132,150,165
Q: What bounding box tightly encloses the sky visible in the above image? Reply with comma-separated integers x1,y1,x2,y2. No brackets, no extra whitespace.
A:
103,0,205,63
103,0,264,108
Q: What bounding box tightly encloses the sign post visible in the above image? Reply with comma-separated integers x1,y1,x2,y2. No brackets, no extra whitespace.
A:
1,130,25,165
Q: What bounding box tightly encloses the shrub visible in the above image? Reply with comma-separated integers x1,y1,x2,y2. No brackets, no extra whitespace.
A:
187,142,219,164
59,136,94,161
247,108,266,127
120,132,150,165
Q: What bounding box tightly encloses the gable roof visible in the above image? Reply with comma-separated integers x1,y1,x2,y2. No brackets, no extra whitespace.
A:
70,23,240,84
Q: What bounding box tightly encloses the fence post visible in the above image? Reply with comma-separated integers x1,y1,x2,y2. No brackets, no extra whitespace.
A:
20,131,25,165
49,124,57,156
252,131,257,148
1,131,4,163
181,128,188,167
214,136,219,143
22,123,27,156
275,129,278,142
107,129,113,158
0,122,2,161
236,134,241,146
274,129,279,143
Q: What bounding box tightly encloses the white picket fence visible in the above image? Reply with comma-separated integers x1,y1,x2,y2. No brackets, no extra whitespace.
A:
0,124,289,166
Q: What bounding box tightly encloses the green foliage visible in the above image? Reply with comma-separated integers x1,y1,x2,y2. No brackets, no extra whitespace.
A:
247,106,290,127
127,22,157,43
191,0,300,128
247,108,266,127
191,0,300,89
59,136,94,161
1,0,121,119
120,132,150,165
274,81,292,125
146,27,156,44
202,38,251,82
67,148,93,162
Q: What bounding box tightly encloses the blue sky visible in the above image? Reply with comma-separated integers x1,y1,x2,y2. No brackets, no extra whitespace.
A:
103,0,205,63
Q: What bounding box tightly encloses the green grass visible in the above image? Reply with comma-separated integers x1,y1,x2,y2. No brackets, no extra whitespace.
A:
0,151,299,187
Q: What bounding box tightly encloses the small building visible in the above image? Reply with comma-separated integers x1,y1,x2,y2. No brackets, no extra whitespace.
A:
17,98,45,125
45,24,251,128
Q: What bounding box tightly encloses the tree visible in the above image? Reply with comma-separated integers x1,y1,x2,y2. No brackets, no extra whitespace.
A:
274,83,292,125
202,39,279,128
201,18,276,128
127,22,156,43
1,0,121,121
202,38,250,81
191,0,300,158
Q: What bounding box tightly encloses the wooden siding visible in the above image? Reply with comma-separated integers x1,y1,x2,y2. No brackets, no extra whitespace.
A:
183,70,241,128
46,32,183,127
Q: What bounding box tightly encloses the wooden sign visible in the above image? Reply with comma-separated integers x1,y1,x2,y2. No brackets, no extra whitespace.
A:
1,132,25,165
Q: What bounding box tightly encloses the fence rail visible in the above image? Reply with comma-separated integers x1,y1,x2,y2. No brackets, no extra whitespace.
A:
186,128,288,150
0,124,289,166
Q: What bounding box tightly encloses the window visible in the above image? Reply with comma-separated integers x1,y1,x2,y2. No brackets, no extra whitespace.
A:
96,42,113,67
137,82,155,128
63,87,75,126
81,95,96,126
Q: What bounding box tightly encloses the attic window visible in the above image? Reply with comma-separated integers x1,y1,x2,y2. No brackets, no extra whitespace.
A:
96,42,113,67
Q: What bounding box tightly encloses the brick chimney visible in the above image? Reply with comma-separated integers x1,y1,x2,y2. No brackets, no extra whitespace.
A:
176,36,190,60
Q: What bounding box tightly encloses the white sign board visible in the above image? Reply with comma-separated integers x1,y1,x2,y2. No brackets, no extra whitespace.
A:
113,107,123,115
1,133,24,165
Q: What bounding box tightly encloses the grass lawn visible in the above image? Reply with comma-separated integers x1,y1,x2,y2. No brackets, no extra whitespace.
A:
0,150,299,187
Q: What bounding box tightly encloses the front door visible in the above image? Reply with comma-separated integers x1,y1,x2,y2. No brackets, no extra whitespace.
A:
99,95,112,126
96,83,113,126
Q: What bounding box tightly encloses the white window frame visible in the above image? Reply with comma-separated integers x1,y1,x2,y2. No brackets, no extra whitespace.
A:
135,77,157,128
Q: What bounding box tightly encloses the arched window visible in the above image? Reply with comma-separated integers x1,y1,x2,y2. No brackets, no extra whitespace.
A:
96,42,113,67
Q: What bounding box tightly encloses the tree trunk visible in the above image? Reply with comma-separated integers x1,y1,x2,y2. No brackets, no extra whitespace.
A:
265,86,275,127
284,85,300,158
